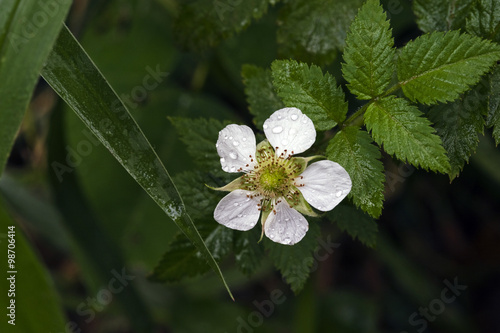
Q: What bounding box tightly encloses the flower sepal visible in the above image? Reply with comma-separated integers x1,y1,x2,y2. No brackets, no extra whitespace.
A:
288,191,318,217
206,176,245,192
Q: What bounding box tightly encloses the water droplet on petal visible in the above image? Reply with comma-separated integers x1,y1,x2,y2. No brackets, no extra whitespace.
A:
283,237,291,244
272,126,283,134
336,190,343,197
220,157,225,163
223,166,229,172
269,234,275,239
282,139,289,146
302,119,308,124
234,202,239,207
229,136,233,140
230,166,236,172
263,124,268,129
237,214,243,218
216,143,219,148
229,152,238,159
278,115,283,120
291,114,298,121
284,218,290,222
224,135,228,139
242,137,247,142
233,141,240,146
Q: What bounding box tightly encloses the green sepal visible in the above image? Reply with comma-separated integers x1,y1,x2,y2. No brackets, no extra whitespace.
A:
288,188,318,217
206,176,245,192
259,209,271,242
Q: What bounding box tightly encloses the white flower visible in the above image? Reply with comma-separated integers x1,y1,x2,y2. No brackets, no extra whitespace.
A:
213,107,352,245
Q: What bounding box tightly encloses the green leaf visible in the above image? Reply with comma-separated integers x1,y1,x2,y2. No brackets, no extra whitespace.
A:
467,0,500,42
169,117,231,171
265,222,321,293
397,30,500,104
151,171,233,282
241,64,284,129
488,65,500,144
271,60,348,131
173,0,278,51
342,0,395,100
0,202,67,333
365,96,450,173
427,81,488,180
277,0,364,65
0,0,71,174
41,26,233,299
413,0,474,33
233,226,265,276
326,127,385,218
327,204,378,248
151,225,233,283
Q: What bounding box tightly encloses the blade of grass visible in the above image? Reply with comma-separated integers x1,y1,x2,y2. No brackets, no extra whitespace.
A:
41,25,233,300
0,0,71,173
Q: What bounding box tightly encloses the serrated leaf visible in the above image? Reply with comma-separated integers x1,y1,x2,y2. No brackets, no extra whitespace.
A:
428,81,488,180
242,65,284,128
342,0,395,100
365,96,450,173
467,0,500,42
265,222,320,293
397,30,500,104
277,0,364,65
327,204,377,248
488,65,500,144
234,226,265,276
413,0,474,33
169,117,231,172
326,127,385,218
173,0,278,51
150,225,234,283
151,171,233,282
271,60,348,131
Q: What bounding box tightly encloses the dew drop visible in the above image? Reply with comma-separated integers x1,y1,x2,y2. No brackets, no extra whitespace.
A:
233,202,239,207
223,166,229,172
302,119,308,124
233,141,240,146
270,234,275,239
224,135,228,139
229,152,238,159
220,157,225,163
237,214,243,218
242,137,247,142
291,114,298,121
230,166,236,172
336,190,343,198
283,237,291,244
282,139,289,146
272,126,283,134
278,115,283,120
263,124,268,129
216,143,219,148
284,218,290,222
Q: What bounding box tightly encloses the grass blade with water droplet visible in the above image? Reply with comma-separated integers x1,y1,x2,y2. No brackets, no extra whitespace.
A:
41,25,234,300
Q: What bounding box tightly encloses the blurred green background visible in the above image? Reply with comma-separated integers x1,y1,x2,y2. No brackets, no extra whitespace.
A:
1,0,500,332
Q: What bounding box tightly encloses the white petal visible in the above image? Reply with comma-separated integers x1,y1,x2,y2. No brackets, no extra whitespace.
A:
297,160,351,211
263,107,316,159
214,190,261,231
264,200,308,245
216,124,256,173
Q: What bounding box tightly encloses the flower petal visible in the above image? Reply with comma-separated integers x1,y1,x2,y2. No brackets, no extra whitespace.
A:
264,200,309,245
214,190,261,231
217,124,256,173
297,160,352,211
263,107,316,159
